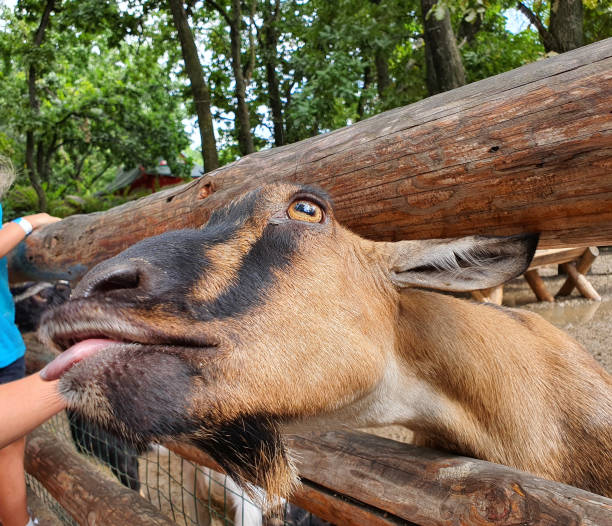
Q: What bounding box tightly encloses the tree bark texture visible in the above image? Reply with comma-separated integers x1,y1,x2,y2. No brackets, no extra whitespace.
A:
421,0,466,95
168,0,219,172
549,0,583,52
374,49,390,99
8,39,612,283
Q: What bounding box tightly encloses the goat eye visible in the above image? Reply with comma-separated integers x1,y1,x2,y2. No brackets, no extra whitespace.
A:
287,200,323,223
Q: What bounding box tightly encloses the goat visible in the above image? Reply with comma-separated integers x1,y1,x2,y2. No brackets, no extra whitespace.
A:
12,281,71,332
39,183,612,501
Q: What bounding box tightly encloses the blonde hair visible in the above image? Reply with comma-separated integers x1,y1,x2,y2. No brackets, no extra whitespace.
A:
0,156,16,199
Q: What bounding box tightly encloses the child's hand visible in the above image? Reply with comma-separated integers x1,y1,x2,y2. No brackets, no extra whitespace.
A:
24,213,61,230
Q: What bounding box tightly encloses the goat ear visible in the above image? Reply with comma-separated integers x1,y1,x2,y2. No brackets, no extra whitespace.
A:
385,234,539,292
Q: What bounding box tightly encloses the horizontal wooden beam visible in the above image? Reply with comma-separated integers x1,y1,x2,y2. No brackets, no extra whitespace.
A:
288,431,612,525
528,247,589,269
8,39,612,283
25,427,174,526
24,338,612,526
165,441,404,526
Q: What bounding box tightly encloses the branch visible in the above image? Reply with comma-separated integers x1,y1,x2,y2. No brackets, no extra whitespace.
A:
32,0,56,47
516,2,556,52
88,159,113,186
205,0,232,26
54,110,87,127
72,148,91,181
49,139,78,155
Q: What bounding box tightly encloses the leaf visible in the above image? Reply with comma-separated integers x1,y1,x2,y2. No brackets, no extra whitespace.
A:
434,4,447,21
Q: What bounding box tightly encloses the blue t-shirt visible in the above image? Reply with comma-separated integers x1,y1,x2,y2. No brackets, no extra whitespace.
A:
0,204,26,367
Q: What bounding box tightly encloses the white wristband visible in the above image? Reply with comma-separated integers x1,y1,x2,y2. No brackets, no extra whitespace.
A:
12,217,33,236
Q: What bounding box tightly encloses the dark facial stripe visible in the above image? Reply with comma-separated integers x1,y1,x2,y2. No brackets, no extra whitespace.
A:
77,187,297,320
195,223,297,319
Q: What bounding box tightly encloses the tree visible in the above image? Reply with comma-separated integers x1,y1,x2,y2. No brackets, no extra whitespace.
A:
517,0,583,53
24,0,57,211
258,0,285,146
421,0,466,95
206,0,255,155
0,0,190,214
168,0,219,171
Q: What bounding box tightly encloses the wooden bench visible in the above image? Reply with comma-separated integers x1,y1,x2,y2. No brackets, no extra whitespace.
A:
472,246,600,304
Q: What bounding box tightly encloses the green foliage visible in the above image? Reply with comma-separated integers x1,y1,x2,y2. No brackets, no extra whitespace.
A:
460,5,545,82
583,1,612,45
2,184,39,219
0,0,608,220
0,0,189,214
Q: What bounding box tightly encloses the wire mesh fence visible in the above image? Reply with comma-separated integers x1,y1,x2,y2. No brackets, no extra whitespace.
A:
27,411,330,526
26,474,78,526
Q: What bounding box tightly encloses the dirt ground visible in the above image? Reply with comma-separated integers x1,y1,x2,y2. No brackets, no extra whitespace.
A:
505,250,612,374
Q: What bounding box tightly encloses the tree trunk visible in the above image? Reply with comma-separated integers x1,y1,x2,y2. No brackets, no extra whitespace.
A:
168,0,219,172
25,133,47,212
549,0,583,52
421,0,466,95
374,49,390,99
517,0,582,54
369,0,390,101
24,0,56,212
261,0,285,147
228,0,255,155
457,12,482,44
424,39,438,97
8,40,612,282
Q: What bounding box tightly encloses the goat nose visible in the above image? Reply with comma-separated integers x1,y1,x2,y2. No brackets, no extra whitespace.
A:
73,262,145,299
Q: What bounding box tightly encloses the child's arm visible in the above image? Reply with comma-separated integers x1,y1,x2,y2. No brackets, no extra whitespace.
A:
0,374,67,448
0,213,61,259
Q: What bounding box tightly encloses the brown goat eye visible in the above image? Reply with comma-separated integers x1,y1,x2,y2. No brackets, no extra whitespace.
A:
287,200,323,223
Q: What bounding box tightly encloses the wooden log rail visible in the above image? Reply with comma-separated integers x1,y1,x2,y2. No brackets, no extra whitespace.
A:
24,338,612,526
8,38,612,283
25,427,174,526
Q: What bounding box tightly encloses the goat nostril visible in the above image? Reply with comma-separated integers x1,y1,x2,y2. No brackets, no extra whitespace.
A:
90,268,141,296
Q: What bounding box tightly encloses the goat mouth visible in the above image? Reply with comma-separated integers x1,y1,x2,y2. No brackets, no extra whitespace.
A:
40,338,121,381
39,307,219,381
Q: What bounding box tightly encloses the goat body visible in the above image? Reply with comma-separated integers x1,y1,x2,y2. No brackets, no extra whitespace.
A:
38,183,612,500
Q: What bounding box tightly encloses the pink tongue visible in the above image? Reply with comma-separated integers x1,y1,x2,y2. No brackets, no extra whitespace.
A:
40,339,118,381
